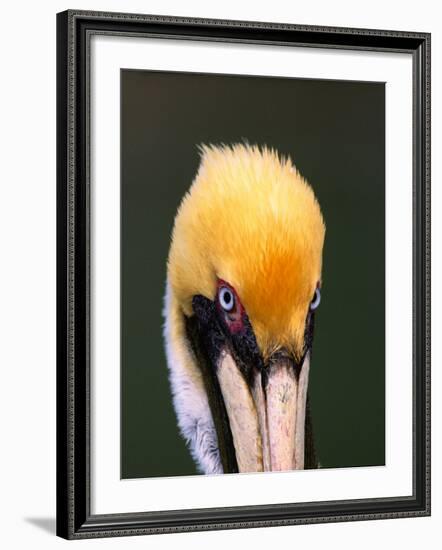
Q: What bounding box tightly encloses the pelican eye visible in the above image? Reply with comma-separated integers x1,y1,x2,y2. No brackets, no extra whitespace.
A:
219,286,235,312
310,287,321,311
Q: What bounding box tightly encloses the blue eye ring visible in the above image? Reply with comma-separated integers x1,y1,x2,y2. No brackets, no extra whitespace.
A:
310,287,321,310
219,286,235,312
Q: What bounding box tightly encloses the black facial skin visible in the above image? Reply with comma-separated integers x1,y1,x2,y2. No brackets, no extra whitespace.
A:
185,297,239,473
185,294,318,473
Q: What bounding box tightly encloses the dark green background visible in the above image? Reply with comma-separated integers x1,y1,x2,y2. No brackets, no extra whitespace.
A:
121,69,385,479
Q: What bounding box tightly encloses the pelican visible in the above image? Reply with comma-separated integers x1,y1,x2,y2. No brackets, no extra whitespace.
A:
163,143,325,474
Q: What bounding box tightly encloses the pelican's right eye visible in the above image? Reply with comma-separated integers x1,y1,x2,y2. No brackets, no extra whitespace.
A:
219,286,235,312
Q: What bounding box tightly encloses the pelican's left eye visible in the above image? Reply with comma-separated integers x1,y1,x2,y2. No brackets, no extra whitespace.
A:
219,286,235,312
310,287,321,311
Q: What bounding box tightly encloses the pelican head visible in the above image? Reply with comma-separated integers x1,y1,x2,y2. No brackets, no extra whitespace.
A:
164,143,325,474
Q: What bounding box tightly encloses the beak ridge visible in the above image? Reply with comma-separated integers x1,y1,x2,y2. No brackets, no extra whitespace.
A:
216,348,311,473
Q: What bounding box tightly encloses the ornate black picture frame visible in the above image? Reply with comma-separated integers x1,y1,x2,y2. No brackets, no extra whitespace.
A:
56,9,430,539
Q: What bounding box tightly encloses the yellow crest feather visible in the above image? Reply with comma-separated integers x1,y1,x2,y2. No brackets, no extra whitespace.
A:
167,143,325,359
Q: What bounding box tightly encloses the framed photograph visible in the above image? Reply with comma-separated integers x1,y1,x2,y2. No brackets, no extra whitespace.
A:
56,10,431,539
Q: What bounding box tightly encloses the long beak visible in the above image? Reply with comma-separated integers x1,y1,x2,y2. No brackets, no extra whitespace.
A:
216,348,311,473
